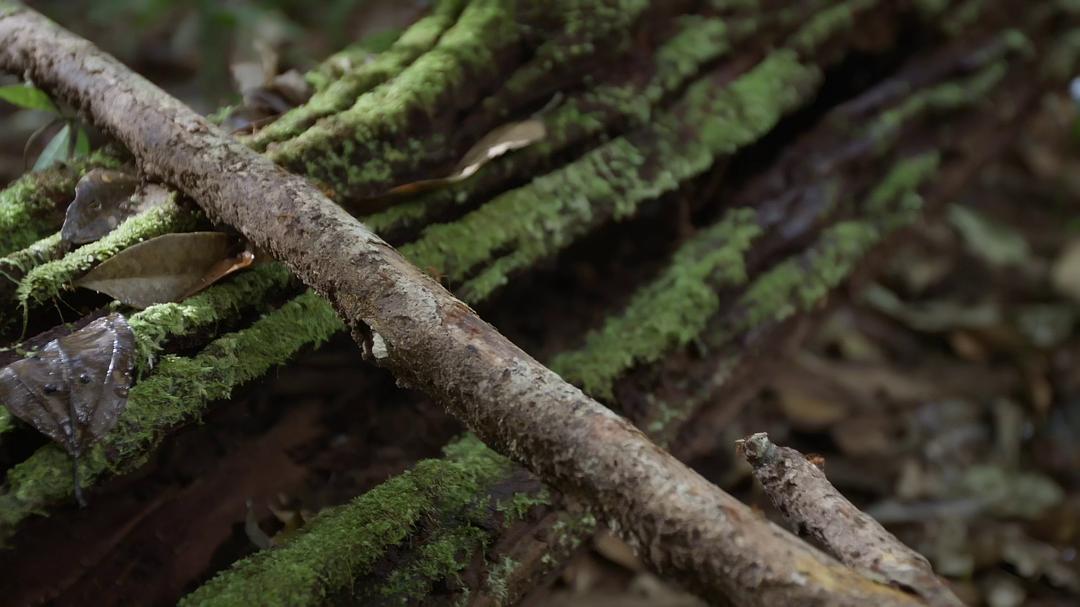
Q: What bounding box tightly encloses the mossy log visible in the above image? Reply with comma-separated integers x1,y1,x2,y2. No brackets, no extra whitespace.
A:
186,7,1066,604
0,0,1076,604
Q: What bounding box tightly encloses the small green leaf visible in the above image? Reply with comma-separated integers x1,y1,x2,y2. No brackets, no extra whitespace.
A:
33,123,72,171
0,84,58,112
74,126,91,157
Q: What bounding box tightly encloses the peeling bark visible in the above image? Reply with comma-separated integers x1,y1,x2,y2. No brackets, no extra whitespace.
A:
0,3,922,605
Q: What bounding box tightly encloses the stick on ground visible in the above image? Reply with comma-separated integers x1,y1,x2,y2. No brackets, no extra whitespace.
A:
738,432,964,607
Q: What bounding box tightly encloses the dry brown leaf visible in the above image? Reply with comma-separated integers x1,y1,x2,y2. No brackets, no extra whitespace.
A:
75,232,252,308
385,119,546,195
61,168,149,245
0,313,135,504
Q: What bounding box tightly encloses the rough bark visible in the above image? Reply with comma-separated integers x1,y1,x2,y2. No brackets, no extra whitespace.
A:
0,4,921,606
738,433,963,607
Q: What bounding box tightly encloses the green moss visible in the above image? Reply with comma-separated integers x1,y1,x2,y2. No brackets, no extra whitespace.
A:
0,232,64,278
182,435,512,607
16,199,200,309
0,291,343,541
496,485,551,523
269,0,520,196
871,61,1010,144
942,0,987,36
375,524,489,603
788,0,876,55
402,50,820,303
550,208,762,399
485,555,518,606
0,154,118,256
127,262,298,373
737,153,940,329
364,14,734,237
249,0,468,151
914,0,953,17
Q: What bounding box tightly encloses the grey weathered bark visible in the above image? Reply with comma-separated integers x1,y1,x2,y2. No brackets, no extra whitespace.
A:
738,433,964,607
0,3,922,605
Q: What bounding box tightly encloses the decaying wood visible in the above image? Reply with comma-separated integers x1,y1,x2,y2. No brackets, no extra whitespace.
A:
0,4,923,605
738,433,964,607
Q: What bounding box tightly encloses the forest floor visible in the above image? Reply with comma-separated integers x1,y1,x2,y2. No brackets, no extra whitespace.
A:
0,2,1078,606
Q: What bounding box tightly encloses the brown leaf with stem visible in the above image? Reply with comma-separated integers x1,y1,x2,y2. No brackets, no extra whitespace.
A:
0,313,135,505
384,119,547,195
74,232,255,308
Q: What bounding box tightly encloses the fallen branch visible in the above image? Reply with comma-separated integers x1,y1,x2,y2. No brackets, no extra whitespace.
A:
0,4,919,605
738,433,964,607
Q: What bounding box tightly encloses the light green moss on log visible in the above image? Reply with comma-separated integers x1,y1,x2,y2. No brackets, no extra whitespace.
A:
0,232,64,280
0,291,343,540
364,14,734,236
788,0,876,55
871,61,1010,144
737,153,939,328
268,0,520,194
549,208,762,399
16,199,199,309
0,154,118,256
477,0,651,120
127,262,298,373
181,435,512,607
372,524,489,603
249,0,468,151
402,50,820,303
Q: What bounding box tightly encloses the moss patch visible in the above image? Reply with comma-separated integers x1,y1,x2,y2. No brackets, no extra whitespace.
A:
16,199,200,309
364,14,734,237
0,291,343,541
127,262,298,373
182,435,512,607
550,208,762,399
402,50,820,303
0,154,118,257
250,0,468,151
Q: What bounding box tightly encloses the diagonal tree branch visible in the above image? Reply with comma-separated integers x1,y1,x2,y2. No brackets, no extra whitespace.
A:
738,433,964,607
0,3,922,605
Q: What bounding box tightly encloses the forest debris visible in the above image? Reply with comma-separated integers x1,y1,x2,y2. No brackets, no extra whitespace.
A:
1051,239,1080,303
385,119,547,195
863,283,1002,332
61,169,171,245
0,313,134,504
74,232,254,308
959,465,1064,519
948,204,1032,268
737,432,964,607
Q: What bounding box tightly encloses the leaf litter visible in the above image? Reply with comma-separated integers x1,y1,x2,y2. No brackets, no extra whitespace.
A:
0,313,135,505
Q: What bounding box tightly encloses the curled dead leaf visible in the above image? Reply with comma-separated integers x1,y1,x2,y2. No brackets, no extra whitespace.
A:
0,313,135,504
384,119,547,196
61,169,139,244
75,232,255,308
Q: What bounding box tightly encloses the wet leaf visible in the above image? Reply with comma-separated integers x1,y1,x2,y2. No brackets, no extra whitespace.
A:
32,123,73,171
0,83,58,112
0,314,135,503
75,232,253,308
386,119,547,195
61,169,147,245
948,204,1032,269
